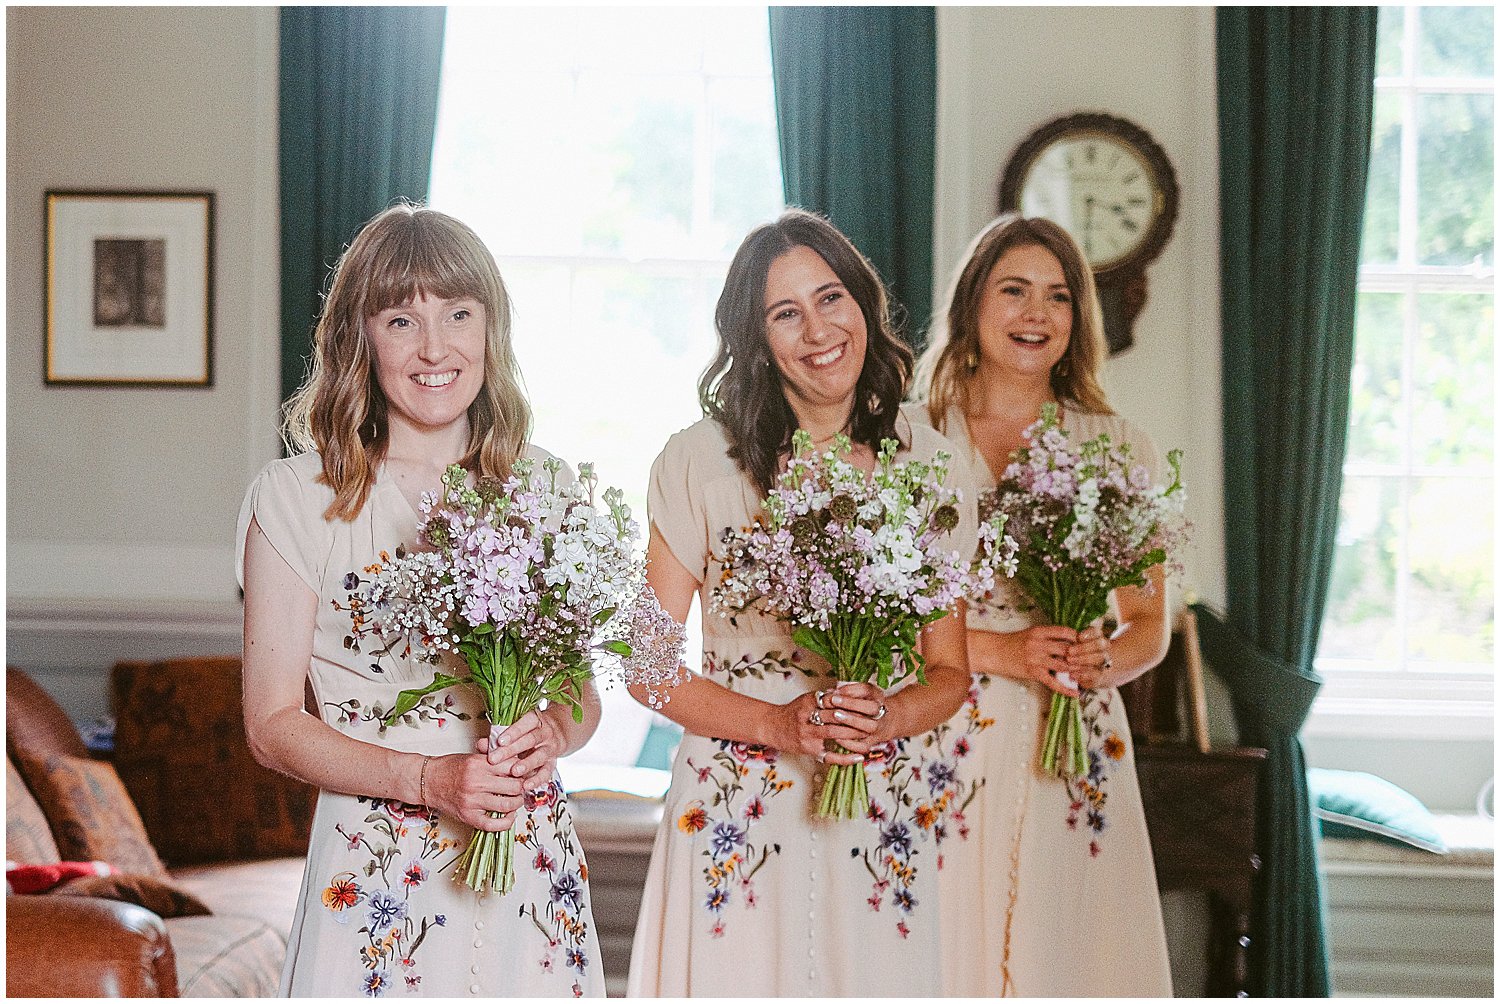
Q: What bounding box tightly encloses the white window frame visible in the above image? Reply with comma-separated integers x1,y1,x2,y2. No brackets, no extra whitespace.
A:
1309,4,1495,741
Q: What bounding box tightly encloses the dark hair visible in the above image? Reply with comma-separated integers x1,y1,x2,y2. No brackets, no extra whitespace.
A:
913,213,1111,431
698,209,914,494
283,203,531,521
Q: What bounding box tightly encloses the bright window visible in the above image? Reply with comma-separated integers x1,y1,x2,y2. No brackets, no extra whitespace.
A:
1313,4,1495,737
428,7,783,765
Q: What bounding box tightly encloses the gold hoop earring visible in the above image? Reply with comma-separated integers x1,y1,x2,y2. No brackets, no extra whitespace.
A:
1054,357,1071,380
965,348,979,372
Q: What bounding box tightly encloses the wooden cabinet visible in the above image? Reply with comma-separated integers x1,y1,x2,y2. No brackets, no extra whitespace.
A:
1135,744,1267,997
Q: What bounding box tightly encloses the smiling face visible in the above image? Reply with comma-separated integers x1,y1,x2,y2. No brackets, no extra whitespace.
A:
974,243,1074,380
762,244,869,420
366,292,487,439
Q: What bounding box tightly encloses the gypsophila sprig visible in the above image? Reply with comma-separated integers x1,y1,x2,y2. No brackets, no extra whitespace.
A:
355,460,686,894
711,430,1016,819
984,403,1189,780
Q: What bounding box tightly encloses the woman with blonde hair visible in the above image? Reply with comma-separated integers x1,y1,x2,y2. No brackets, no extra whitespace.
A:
239,204,604,996
910,213,1172,996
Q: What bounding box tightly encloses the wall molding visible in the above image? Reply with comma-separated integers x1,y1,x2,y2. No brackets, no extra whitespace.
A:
8,596,244,721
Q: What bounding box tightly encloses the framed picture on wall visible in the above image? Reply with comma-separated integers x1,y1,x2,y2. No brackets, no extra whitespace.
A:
44,190,214,386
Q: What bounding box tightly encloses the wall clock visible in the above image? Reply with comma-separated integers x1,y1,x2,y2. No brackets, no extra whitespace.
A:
998,112,1179,355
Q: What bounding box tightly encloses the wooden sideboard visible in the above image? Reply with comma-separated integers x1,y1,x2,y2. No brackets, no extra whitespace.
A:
1136,743,1267,997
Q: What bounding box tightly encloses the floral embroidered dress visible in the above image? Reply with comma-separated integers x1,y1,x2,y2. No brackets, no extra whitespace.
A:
235,449,605,999
626,417,978,998
909,405,1172,997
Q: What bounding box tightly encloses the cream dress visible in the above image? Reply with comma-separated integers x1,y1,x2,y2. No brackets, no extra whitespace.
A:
910,404,1173,997
626,416,979,997
236,449,605,999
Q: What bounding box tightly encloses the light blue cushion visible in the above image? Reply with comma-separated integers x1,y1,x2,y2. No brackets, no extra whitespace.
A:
1309,767,1448,854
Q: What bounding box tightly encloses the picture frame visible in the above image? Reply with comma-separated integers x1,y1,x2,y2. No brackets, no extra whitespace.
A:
45,190,215,386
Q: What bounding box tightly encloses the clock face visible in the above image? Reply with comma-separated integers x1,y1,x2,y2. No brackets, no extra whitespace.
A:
1017,132,1161,271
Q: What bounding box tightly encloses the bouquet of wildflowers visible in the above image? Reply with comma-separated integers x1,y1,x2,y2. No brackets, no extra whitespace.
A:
986,403,1187,779
712,430,1016,820
360,459,686,894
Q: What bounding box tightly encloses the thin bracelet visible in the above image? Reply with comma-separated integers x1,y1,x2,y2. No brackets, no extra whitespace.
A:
418,754,432,807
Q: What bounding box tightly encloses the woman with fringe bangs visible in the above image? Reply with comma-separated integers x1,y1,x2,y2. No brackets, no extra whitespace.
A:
237,204,604,997
909,213,1172,996
625,209,977,997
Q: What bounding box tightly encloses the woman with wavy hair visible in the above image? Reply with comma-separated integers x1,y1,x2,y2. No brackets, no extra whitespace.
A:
910,213,1172,996
626,209,977,996
239,204,604,997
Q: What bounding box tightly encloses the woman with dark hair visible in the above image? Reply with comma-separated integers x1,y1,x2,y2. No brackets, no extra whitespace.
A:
626,209,977,996
910,214,1172,996
239,205,604,997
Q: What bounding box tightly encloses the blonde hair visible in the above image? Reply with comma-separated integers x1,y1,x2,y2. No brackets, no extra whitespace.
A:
282,204,531,521
913,214,1112,433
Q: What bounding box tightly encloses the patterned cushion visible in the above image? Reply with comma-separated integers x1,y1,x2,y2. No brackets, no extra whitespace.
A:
111,658,316,865
13,750,169,878
6,757,60,864
165,913,286,997
56,871,213,918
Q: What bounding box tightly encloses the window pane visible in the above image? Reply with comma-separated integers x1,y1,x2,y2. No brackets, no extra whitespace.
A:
431,70,581,255
1417,5,1495,78
703,8,775,74
517,264,712,515
1405,476,1494,667
1321,475,1401,662
1361,90,1402,266
710,76,784,257
1345,291,1405,465
1416,93,1495,266
1412,293,1495,468
1375,5,1404,77
572,8,706,72
574,73,698,258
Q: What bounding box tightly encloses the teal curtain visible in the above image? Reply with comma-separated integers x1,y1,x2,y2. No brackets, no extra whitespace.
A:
278,6,447,406
1204,7,1377,997
768,7,936,346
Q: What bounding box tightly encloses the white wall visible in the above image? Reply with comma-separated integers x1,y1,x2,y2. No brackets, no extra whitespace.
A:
934,6,1226,610
6,7,281,712
7,6,282,602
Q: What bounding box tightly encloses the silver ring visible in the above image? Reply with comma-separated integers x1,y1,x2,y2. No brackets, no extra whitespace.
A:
814,689,827,709
808,707,824,726
875,703,887,721
817,750,826,764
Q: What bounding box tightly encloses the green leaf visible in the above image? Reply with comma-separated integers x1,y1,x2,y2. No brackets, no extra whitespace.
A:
381,672,467,726
791,626,836,665
592,606,617,625
600,640,632,656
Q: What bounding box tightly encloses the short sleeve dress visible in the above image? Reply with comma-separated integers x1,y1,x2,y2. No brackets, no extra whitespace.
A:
625,416,980,998
235,448,605,999
910,405,1173,997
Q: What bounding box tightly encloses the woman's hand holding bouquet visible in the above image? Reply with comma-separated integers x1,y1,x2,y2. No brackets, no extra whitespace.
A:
713,431,1016,819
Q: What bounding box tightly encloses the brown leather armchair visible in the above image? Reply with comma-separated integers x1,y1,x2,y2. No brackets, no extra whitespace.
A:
6,895,177,997
6,666,179,996
6,663,311,997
